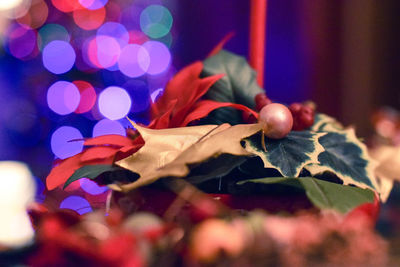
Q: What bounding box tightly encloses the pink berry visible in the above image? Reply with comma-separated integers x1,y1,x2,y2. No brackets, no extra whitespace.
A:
258,103,293,139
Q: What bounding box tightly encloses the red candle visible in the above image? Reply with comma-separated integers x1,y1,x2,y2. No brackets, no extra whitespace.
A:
249,0,267,87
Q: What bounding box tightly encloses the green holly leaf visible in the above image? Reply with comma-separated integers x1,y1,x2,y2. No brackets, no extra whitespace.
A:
201,50,264,125
237,177,375,214
243,131,324,177
305,129,378,191
64,165,124,189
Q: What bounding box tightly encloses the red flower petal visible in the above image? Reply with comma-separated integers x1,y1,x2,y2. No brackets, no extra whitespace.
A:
84,135,134,147
148,99,177,129
46,152,115,190
207,32,235,58
171,74,224,127
46,153,83,190
181,100,259,126
152,61,203,117
80,146,120,162
115,144,143,161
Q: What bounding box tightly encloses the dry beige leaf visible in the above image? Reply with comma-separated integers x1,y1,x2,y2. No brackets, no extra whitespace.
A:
369,145,399,202
111,123,262,192
371,145,400,181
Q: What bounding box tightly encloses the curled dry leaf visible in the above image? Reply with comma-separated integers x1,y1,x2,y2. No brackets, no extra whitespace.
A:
111,123,262,192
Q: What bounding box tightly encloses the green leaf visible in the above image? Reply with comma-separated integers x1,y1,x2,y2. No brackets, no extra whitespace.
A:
243,131,324,177
201,50,264,125
305,129,378,191
237,177,375,214
64,165,123,189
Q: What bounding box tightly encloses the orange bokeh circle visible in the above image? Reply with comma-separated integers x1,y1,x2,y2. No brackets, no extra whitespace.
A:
73,7,106,30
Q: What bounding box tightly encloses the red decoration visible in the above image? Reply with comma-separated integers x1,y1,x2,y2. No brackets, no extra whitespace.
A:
249,0,267,87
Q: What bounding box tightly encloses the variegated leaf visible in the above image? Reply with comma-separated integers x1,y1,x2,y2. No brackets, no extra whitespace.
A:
305,128,379,191
243,131,324,177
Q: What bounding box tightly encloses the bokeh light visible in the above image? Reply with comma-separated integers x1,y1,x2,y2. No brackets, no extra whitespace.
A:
80,178,109,195
1,0,31,19
50,126,83,159
42,40,76,74
97,22,129,48
16,0,48,29
82,36,101,68
47,81,81,115
0,0,26,11
37,24,70,51
129,30,149,45
142,41,171,75
98,86,131,120
51,0,82,13
123,80,150,114
96,35,121,69
151,88,163,103
6,24,37,59
0,0,177,212
72,80,97,114
79,0,108,11
92,119,126,137
155,32,173,48
118,44,150,78
73,6,106,30
59,195,92,215
140,5,173,39
105,1,121,22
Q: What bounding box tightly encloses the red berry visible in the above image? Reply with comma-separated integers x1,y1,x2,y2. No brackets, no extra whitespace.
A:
255,93,272,111
289,103,315,131
289,102,302,113
242,110,258,124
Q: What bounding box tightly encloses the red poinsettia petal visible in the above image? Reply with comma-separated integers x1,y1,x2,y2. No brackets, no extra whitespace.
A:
118,144,142,154
115,144,144,161
46,153,83,190
152,61,203,117
170,75,224,127
46,151,116,190
207,32,235,58
181,100,259,127
80,146,120,162
149,99,177,129
194,74,225,101
84,135,134,147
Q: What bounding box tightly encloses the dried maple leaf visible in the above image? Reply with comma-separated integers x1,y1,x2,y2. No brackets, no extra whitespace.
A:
111,123,262,192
